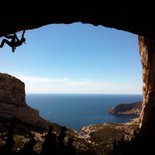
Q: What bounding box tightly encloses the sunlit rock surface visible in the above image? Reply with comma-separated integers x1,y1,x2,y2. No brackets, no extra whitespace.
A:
0,73,48,131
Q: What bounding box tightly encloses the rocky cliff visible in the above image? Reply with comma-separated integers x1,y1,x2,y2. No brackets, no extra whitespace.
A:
0,73,48,132
107,102,142,115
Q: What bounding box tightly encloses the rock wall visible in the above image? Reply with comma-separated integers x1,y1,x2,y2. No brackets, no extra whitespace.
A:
0,73,48,131
139,36,155,133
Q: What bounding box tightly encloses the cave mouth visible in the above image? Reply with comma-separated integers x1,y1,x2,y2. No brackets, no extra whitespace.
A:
1,5,155,152
0,22,142,131
0,20,147,154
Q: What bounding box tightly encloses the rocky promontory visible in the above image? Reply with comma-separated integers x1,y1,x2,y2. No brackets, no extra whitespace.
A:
107,101,142,115
0,73,48,132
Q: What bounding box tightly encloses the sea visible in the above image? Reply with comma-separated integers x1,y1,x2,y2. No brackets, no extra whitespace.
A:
26,94,142,131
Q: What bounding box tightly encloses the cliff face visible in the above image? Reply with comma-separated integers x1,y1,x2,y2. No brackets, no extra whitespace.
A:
139,36,155,133
0,73,48,131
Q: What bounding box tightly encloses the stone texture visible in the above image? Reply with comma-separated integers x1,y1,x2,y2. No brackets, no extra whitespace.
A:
139,36,155,132
0,73,48,130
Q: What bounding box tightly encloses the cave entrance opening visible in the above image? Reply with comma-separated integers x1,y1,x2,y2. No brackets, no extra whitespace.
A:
11,23,142,129
0,22,142,131
0,22,144,154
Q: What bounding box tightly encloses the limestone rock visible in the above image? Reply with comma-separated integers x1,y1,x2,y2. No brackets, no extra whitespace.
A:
0,73,48,131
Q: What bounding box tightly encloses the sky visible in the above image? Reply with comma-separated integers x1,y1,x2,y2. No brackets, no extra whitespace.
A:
0,22,142,94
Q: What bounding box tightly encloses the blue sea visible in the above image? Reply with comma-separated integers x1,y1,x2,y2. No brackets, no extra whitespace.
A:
26,94,142,131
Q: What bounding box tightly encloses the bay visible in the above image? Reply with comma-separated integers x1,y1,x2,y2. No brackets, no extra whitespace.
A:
26,94,142,131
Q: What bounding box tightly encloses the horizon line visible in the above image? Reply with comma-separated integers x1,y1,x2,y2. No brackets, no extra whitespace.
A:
26,92,142,95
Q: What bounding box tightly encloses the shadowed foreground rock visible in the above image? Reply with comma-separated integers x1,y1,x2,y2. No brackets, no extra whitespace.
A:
0,73,48,132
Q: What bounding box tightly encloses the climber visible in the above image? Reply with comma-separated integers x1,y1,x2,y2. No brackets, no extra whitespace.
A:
0,30,26,52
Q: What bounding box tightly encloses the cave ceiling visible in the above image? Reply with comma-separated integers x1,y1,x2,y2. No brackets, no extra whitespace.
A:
0,3,155,38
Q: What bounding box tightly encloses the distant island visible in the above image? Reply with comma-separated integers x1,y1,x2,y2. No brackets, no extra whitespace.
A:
107,101,142,115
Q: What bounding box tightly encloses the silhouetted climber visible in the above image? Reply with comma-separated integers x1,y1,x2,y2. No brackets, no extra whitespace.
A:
41,125,57,155
64,138,77,155
2,123,16,153
0,30,26,52
57,126,67,155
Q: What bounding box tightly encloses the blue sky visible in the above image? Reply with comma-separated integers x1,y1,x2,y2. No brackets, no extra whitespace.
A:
0,22,142,94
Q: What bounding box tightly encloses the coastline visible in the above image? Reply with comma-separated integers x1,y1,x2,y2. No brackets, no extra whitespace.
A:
107,101,142,115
